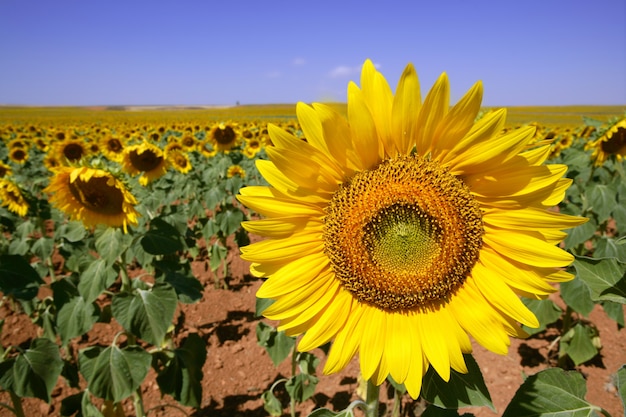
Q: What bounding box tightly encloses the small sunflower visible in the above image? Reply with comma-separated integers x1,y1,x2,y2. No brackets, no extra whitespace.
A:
198,139,217,158
0,179,29,216
121,142,168,186
586,117,626,166
227,164,246,179
243,137,263,159
0,161,13,178
167,149,192,174
237,60,586,398
44,166,139,232
99,135,126,161
8,147,29,164
209,122,240,152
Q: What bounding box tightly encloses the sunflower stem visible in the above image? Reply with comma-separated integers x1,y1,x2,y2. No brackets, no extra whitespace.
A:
8,390,25,417
365,379,380,417
133,388,146,417
289,342,298,417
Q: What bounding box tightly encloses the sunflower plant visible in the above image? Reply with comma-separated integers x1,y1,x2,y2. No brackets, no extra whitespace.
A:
237,60,622,417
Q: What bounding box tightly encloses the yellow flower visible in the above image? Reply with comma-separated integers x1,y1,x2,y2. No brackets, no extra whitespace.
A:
8,147,29,164
226,164,246,179
237,60,586,398
586,117,626,166
53,138,88,164
209,122,240,152
0,179,29,216
0,161,13,178
99,135,126,162
167,149,192,174
121,142,168,186
45,166,139,232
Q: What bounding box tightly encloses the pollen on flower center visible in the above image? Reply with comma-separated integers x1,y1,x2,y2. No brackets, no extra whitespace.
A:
323,154,484,311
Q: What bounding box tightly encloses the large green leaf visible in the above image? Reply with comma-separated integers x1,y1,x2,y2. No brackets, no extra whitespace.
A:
94,227,130,264
57,220,87,243
0,254,44,300
502,368,606,416
564,219,597,250
0,338,63,402
560,277,595,317
52,278,100,345
140,218,184,255
111,282,178,345
573,256,626,304
155,333,206,407
79,344,151,403
285,373,319,404
617,365,626,411
31,236,54,261
215,207,244,236
588,184,616,224
421,354,494,410
77,258,118,304
594,236,626,263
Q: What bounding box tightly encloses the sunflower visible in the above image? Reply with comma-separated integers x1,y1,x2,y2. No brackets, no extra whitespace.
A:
227,164,246,179
209,122,240,152
8,147,29,164
198,139,217,158
121,142,168,186
243,137,263,159
586,117,626,166
0,161,13,178
237,60,586,398
54,138,88,164
99,135,126,161
167,149,192,174
0,179,29,216
44,166,139,232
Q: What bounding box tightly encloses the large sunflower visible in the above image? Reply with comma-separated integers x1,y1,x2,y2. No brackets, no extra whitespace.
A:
45,166,139,232
237,60,586,398
586,117,626,166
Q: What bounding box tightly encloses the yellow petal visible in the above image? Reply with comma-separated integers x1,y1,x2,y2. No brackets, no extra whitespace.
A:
360,59,394,156
256,252,329,298
415,73,449,155
348,81,382,169
391,63,421,155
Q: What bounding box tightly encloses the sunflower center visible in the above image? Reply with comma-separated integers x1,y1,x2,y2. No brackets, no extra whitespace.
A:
323,154,483,311
601,127,626,155
129,149,163,171
68,176,124,215
213,126,236,145
63,143,85,161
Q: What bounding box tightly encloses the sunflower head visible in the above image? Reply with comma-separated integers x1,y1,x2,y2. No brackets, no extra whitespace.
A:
226,164,246,179
210,122,240,152
167,149,192,174
54,139,88,164
587,117,626,166
237,59,586,398
0,179,29,216
121,142,168,186
9,147,29,164
100,135,126,161
0,161,13,178
44,166,139,232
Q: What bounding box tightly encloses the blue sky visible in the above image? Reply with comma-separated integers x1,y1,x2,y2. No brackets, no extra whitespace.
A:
1,0,625,106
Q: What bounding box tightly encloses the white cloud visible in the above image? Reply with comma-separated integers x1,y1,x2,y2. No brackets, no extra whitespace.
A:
292,57,306,66
328,65,360,79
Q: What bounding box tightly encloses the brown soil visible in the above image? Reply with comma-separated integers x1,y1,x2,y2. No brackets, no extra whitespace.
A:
0,251,624,417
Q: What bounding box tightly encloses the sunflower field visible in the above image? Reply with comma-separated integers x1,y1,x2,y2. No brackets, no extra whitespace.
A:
0,94,625,417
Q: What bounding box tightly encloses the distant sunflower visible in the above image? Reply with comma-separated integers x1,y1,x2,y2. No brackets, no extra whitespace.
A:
587,117,626,166
167,149,192,174
180,134,197,150
243,137,263,159
121,142,168,186
226,164,246,179
209,122,240,152
238,60,586,398
99,135,126,161
54,139,88,164
43,154,62,171
0,161,13,178
198,139,217,158
0,179,29,216
44,166,139,232
8,147,29,164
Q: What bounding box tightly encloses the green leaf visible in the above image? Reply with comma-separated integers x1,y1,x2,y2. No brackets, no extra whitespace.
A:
595,236,626,263
57,221,87,242
60,390,104,417
256,321,296,367
560,277,595,317
262,389,283,417
601,300,625,327
612,204,626,234
422,406,465,417
560,323,599,366
155,333,206,407
140,218,184,255
94,227,129,263
502,368,606,416
79,344,151,403
209,242,228,272
617,365,626,411
521,298,563,335
588,184,616,224
285,373,319,403
573,256,626,304
563,219,597,250
111,282,178,345
215,208,244,236
77,258,118,304
0,254,44,300
31,236,54,261
421,354,494,410
255,297,275,317
159,269,203,304
0,338,64,402
52,278,100,345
